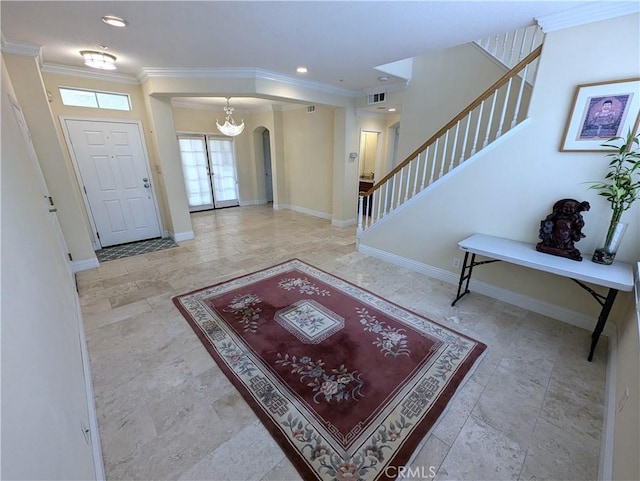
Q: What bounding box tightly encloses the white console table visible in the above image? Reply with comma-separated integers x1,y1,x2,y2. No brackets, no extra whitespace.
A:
452,234,635,361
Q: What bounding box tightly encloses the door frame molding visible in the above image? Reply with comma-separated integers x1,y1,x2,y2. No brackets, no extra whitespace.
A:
60,116,163,249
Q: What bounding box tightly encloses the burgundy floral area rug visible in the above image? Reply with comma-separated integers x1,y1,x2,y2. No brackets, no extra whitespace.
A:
173,259,486,481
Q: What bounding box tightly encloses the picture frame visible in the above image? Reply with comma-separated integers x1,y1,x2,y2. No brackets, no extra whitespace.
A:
560,78,640,152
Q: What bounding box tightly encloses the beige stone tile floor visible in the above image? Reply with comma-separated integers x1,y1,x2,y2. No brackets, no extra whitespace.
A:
76,205,608,481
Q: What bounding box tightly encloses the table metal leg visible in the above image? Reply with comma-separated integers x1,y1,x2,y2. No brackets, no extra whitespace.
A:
587,288,618,362
452,253,501,306
452,252,474,306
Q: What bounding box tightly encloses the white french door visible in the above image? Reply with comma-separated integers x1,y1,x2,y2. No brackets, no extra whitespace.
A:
178,135,239,211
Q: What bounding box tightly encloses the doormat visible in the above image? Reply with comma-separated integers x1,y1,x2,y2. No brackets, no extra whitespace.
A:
96,237,177,262
173,259,486,480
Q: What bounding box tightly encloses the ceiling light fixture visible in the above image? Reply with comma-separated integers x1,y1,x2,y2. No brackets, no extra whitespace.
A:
101,15,128,27
378,76,389,82
216,97,245,137
80,50,117,70
296,67,308,74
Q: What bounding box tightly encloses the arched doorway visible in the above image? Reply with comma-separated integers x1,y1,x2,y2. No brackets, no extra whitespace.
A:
253,127,274,204
262,129,273,203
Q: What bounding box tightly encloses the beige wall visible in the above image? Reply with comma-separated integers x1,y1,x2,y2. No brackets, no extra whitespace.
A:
360,14,640,319
397,43,506,162
1,61,97,480
4,54,96,263
282,105,335,216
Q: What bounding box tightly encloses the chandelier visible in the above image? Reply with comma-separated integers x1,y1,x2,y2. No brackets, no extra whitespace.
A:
216,97,245,137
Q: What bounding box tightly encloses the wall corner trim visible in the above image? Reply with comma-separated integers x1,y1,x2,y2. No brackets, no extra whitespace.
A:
72,257,99,273
171,231,195,242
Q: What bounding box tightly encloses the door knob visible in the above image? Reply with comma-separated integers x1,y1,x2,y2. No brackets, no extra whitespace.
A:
144,183,150,188
143,177,148,182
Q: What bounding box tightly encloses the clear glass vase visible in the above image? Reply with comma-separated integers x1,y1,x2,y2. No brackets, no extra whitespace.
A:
592,221,628,265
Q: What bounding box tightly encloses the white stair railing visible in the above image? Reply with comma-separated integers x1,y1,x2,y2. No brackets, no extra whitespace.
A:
474,25,544,85
358,45,542,235
475,25,544,69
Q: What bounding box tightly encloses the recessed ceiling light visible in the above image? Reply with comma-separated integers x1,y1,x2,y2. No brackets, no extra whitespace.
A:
388,108,397,112
102,15,128,28
296,67,308,74
378,76,389,82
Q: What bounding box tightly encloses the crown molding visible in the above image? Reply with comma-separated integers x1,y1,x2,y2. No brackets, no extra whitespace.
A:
40,63,140,85
1,38,42,64
171,98,310,114
536,1,640,33
356,108,402,120
171,98,255,114
362,81,409,96
137,66,358,98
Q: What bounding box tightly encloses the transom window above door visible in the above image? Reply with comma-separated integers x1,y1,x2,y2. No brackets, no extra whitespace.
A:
59,87,131,111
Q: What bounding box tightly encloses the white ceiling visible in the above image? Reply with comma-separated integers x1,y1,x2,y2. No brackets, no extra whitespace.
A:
0,1,610,111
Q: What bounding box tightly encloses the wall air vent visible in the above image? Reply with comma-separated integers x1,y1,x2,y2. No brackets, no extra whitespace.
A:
307,105,316,113
367,92,386,105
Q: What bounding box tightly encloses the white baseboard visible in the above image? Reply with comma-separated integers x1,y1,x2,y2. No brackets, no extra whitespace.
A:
332,217,357,227
239,199,268,206
171,230,195,242
274,203,332,220
271,203,355,227
358,243,612,334
72,257,99,273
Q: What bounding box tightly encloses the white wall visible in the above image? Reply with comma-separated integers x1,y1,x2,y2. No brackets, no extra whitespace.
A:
1,61,98,480
360,13,640,319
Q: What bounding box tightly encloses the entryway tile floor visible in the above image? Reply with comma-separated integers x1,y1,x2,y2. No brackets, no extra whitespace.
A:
76,205,608,481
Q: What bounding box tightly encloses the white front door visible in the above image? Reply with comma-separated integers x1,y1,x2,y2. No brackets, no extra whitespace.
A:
64,119,161,247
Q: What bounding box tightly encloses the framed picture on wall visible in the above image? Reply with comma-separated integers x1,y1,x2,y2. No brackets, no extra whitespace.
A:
560,78,640,151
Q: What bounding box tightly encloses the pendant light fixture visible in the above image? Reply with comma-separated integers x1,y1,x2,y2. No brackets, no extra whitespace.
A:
216,97,245,137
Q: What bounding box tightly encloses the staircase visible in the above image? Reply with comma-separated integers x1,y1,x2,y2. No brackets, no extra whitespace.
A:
358,26,544,236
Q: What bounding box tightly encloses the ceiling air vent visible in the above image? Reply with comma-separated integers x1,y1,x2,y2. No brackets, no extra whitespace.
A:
307,105,316,113
367,92,386,105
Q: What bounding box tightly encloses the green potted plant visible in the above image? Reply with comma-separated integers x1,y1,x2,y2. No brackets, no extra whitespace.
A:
589,129,640,264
